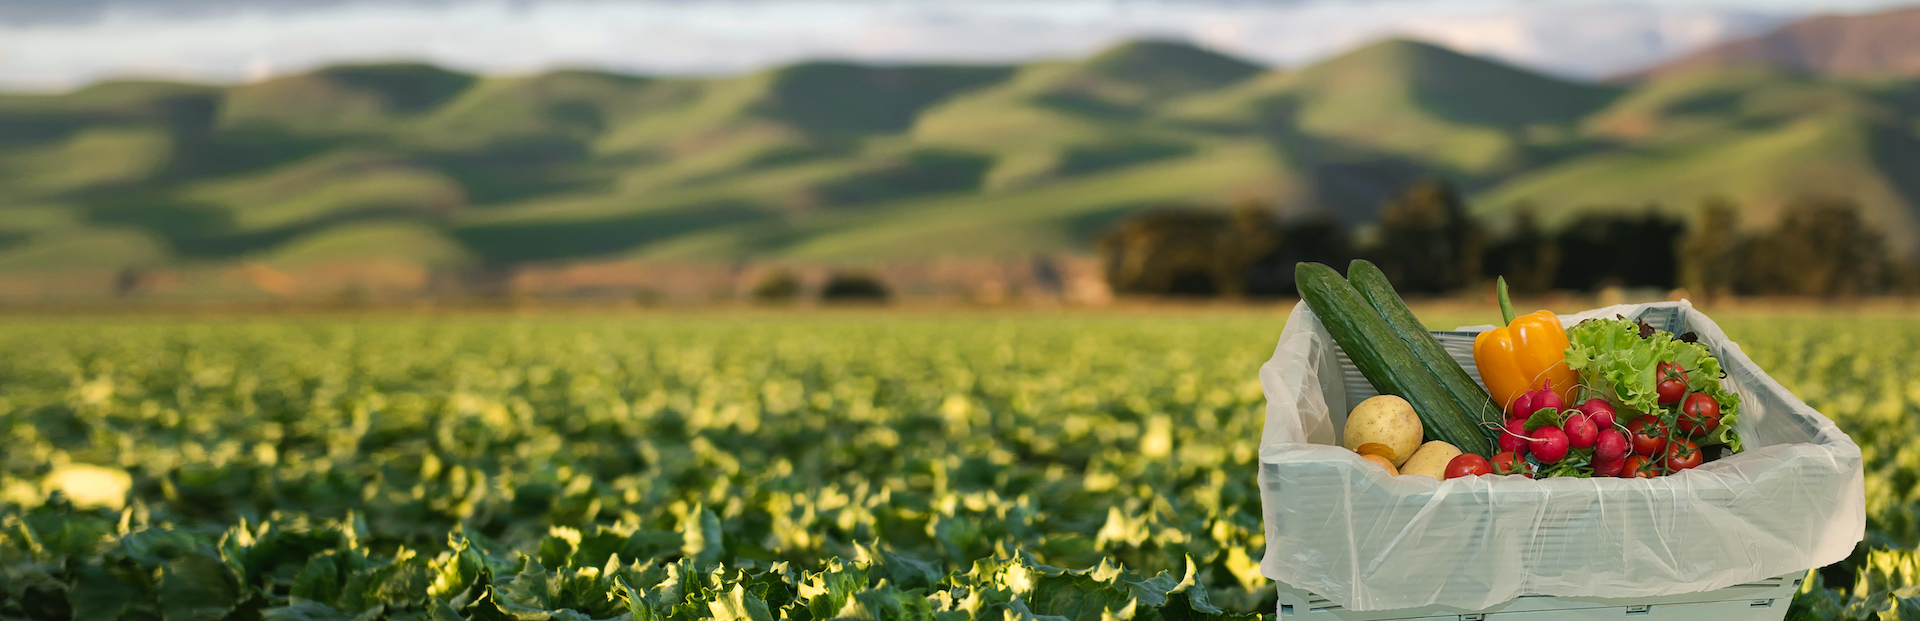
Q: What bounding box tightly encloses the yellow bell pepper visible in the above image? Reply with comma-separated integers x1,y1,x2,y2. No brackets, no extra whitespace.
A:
1473,278,1579,414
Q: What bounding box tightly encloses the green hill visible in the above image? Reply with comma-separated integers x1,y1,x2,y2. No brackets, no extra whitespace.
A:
0,37,1916,273
1474,67,1920,254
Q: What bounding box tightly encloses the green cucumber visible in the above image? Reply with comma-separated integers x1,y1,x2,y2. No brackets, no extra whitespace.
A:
1295,262,1493,456
1347,259,1505,442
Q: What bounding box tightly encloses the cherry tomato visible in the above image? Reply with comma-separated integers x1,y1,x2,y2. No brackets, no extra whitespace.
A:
1655,362,1689,405
1491,451,1533,478
1656,361,1689,383
1445,453,1492,479
1656,379,1687,405
1627,415,1668,456
1666,439,1703,471
1678,393,1721,436
1621,454,1660,478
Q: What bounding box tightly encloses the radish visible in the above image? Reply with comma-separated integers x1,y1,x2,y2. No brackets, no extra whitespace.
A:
1499,418,1531,456
1512,391,1537,419
1530,426,1570,464
1594,428,1628,463
1530,385,1565,415
1593,456,1625,477
1563,412,1597,450
1577,398,1617,430
1513,383,1564,419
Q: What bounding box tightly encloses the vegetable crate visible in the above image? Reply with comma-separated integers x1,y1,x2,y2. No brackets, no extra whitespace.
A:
1275,571,1802,620
1256,301,1864,616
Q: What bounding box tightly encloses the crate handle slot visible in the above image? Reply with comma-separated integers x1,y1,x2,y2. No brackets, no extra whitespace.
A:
1626,604,1652,615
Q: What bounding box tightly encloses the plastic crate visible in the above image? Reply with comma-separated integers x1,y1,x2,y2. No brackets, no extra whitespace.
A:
1276,572,1802,620
1256,301,1863,612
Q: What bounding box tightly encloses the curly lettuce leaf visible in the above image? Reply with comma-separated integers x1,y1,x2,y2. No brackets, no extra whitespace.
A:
1564,318,1743,451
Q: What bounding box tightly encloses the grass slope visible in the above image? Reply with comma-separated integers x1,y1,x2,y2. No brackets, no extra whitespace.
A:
0,38,1914,272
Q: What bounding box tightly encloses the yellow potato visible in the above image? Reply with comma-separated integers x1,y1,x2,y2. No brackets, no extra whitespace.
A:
1400,441,1462,481
1341,395,1423,467
1359,454,1399,476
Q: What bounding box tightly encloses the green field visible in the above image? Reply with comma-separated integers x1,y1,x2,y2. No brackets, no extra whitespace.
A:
0,310,1915,619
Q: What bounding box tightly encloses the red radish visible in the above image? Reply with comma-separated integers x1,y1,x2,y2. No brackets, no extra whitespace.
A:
1577,398,1617,430
1513,383,1563,419
1594,429,1628,463
1444,454,1492,479
1530,426,1570,464
1499,418,1531,456
1563,412,1597,450
1592,457,1625,477
1512,390,1537,419
1529,385,1565,415
1491,451,1533,478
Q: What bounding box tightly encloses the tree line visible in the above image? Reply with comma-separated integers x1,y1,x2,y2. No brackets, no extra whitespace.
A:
1099,179,1914,299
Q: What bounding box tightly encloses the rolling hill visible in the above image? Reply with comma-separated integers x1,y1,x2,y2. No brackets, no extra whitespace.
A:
0,34,1917,278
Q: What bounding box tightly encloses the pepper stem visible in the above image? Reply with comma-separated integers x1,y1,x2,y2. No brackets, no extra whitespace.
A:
1497,276,1516,325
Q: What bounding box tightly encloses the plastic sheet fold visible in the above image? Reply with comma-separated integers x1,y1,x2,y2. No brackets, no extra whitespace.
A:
1256,300,1865,611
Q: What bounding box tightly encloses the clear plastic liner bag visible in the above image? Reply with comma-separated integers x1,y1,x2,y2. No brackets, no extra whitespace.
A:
1256,300,1864,611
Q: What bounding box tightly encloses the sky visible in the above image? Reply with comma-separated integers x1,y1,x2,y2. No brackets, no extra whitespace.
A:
0,0,1915,91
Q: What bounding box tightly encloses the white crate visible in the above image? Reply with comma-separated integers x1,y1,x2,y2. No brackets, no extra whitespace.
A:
1277,572,1802,620
1256,301,1863,611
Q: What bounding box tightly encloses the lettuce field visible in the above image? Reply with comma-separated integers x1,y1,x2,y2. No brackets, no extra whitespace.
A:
0,311,1915,620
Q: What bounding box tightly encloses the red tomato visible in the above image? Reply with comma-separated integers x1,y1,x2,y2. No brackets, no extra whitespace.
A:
1666,439,1703,471
1445,453,1492,479
1627,415,1668,456
1656,379,1687,405
1678,393,1721,436
1621,454,1660,478
1491,451,1533,478
1655,362,1689,405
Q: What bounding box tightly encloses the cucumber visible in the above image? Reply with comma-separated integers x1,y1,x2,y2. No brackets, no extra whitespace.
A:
1295,262,1493,456
1347,259,1505,442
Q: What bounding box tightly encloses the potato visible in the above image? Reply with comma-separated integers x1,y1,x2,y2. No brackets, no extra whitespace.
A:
1400,441,1462,481
1342,395,1423,467
1359,454,1399,476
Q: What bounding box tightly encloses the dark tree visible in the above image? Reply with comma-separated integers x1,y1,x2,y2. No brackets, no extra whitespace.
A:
1099,208,1233,296
1368,178,1482,294
750,270,803,303
1552,208,1685,291
1482,207,1558,295
1244,212,1351,297
821,271,891,303
1735,196,1888,297
1678,197,1741,301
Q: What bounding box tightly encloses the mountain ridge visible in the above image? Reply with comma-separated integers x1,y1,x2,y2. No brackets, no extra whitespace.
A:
1620,5,1920,81
0,35,1916,274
